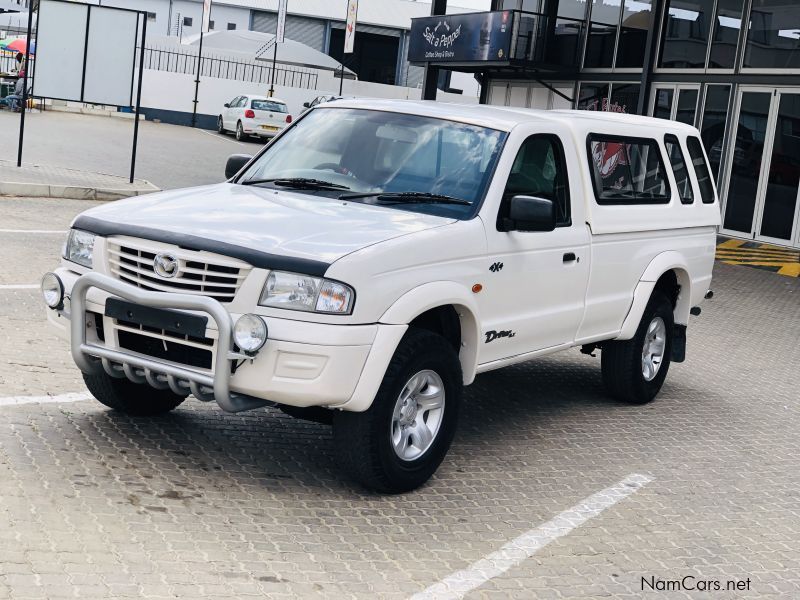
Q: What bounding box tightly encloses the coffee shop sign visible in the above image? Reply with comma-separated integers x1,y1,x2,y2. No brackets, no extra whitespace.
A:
423,20,462,49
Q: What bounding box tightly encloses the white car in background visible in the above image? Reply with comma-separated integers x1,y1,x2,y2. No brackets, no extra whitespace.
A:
218,95,293,141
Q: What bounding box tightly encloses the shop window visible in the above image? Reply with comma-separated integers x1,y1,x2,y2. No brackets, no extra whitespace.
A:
659,0,715,68
744,0,800,69
675,89,698,125
609,83,640,114
653,88,674,120
699,84,731,181
616,0,653,68
709,0,744,68
501,134,571,227
183,16,193,27
227,23,236,30
686,137,715,203
578,83,610,111
664,134,694,203
588,134,671,204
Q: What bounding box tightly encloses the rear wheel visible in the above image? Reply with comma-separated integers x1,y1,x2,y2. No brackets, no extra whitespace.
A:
333,329,462,493
217,115,226,134
83,372,186,416
235,121,246,141
601,290,673,404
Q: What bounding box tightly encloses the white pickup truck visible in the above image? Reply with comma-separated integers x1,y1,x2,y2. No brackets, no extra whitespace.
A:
42,100,719,492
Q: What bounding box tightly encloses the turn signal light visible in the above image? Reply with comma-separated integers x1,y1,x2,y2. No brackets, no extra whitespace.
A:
244,109,255,118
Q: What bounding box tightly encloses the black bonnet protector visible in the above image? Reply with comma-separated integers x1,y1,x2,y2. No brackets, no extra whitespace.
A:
72,215,331,277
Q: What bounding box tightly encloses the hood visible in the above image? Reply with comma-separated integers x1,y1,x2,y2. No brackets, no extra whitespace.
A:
73,183,455,274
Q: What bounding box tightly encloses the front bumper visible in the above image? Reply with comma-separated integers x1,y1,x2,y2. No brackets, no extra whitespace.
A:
49,270,394,413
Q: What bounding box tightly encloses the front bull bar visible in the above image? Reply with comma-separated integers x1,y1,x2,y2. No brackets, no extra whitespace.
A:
70,272,268,413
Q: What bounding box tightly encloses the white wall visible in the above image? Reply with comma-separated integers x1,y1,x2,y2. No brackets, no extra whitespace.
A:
140,69,477,123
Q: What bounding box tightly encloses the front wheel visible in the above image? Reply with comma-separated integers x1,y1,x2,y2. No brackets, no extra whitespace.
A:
83,372,187,416
333,329,462,493
217,116,226,134
601,290,674,404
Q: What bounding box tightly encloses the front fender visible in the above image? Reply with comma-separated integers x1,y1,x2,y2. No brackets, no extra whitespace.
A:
334,282,481,412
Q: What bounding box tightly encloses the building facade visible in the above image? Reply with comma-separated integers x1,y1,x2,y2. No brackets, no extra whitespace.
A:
84,0,480,91
412,0,800,249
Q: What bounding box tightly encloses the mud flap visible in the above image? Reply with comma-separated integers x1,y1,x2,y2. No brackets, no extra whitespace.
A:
671,324,686,362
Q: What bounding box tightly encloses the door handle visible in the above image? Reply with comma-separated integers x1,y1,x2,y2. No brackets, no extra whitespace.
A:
563,252,577,263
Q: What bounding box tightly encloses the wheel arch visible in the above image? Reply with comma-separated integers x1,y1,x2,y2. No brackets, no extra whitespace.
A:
380,282,481,385
617,252,693,340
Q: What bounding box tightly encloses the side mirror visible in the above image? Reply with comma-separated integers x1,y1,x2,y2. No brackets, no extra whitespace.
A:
224,103,230,108
225,154,253,180
303,102,310,108
501,195,556,232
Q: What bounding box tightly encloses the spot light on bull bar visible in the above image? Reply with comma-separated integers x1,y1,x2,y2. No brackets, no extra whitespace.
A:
233,314,268,355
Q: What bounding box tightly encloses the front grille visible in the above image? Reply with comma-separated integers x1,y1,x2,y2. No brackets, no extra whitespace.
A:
115,318,214,370
107,241,249,303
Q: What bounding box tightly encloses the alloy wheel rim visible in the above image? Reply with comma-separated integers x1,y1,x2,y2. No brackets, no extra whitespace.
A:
390,370,445,461
641,316,667,382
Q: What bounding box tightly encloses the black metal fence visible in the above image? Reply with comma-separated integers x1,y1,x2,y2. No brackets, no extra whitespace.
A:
0,52,33,75
142,46,318,90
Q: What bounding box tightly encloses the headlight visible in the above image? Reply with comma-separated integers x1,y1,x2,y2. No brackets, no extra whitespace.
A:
259,271,354,314
234,314,268,354
41,272,64,309
64,229,96,268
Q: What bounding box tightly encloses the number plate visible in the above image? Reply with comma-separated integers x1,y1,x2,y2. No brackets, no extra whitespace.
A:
105,298,208,338
260,125,279,131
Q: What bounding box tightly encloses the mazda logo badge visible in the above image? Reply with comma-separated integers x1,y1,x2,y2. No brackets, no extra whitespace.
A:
153,253,179,278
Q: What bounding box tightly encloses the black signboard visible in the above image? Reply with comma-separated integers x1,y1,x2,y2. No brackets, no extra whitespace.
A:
408,11,514,64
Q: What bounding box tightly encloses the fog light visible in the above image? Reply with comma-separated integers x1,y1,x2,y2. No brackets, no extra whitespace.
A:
41,272,64,309
234,314,267,354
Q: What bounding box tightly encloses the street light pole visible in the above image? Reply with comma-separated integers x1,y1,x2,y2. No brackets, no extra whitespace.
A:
268,36,276,97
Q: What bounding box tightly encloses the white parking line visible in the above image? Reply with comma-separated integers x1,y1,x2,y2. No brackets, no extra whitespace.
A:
0,229,67,234
0,392,93,408
196,128,252,148
0,284,39,290
410,473,653,600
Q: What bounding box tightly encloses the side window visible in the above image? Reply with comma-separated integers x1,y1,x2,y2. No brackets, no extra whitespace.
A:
236,97,248,108
500,135,571,227
587,134,671,204
686,136,716,204
664,134,694,204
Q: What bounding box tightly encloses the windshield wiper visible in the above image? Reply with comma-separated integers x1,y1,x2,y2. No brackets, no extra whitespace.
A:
339,191,471,205
241,177,350,190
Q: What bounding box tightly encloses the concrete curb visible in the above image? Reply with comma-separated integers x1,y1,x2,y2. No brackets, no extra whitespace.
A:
0,180,159,201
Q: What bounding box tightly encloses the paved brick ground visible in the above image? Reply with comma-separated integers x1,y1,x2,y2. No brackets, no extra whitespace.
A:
1,198,798,599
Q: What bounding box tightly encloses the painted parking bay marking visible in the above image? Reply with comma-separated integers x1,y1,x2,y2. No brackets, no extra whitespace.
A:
410,473,654,600
716,238,800,277
0,392,93,408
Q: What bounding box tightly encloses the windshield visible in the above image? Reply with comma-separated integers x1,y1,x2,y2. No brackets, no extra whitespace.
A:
238,108,507,218
252,100,288,112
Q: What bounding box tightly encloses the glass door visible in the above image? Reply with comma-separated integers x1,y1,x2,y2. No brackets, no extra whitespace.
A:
722,88,800,247
755,92,800,246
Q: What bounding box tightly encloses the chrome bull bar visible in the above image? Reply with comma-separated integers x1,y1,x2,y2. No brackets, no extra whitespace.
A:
70,272,268,413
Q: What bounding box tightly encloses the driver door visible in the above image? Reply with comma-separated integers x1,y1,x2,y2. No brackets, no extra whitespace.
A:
478,131,591,364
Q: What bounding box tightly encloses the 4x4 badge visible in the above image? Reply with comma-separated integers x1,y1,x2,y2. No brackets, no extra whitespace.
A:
489,262,503,272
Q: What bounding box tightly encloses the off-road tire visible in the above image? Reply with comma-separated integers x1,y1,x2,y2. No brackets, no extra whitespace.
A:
333,328,462,493
601,290,674,404
83,372,187,416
